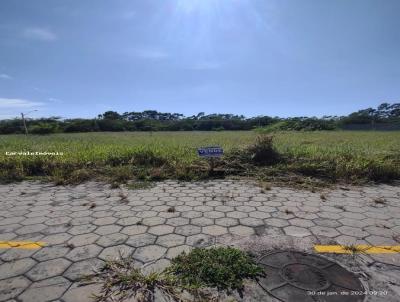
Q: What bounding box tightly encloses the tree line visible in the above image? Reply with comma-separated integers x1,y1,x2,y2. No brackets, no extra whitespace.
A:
0,103,399,134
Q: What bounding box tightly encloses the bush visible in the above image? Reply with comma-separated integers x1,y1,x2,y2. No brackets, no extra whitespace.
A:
28,123,57,134
247,135,281,165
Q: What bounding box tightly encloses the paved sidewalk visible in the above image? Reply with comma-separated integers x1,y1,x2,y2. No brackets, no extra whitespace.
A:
0,180,399,302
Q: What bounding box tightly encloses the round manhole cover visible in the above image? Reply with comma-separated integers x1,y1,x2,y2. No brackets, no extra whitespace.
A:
257,251,366,302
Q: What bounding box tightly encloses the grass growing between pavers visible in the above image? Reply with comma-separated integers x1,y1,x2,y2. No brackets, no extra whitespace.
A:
87,247,264,302
1,131,400,185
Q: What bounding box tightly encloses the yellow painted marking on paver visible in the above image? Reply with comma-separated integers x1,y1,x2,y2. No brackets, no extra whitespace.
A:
0,241,46,249
315,245,400,254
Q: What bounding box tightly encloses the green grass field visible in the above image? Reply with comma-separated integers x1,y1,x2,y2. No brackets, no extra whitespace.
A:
1,131,399,184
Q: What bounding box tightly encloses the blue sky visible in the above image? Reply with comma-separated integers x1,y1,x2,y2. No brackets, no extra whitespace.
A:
0,0,399,119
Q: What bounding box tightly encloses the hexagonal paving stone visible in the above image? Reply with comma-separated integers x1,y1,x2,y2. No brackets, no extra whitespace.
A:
136,211,158,218
289,218,315,228
67,224,97,235
265,218,289,227
0,217,24,225
283,226,311,237
229,225,255,236
337,226,369,238
63,258,104,281
181,211,202,219
62,283,102,302
17,276,71,302
117,216,142,226
45,217,71,226
239,218,264,227
257,206,277,213
314,218,342,228
94,225,122,236
165,217,190,227
65,244,102,262
141,217,166,226
0,248,37,262
126,233,157,248
166,245,193,259
226,211,248,219
0,276,31,301
156,234,186,248
174,225,201,236
42,233,72,245
121,225,148,235
15,224,47,235
96,233,128,247
365,235,398,246
32,246,70,262
191,217,214,226
186,234,215,248
215,206,234,212
236,206,256,213
0,258,36,280
310,226,340,238
248,211,271,219
202,225,228,236
67,233,100,247
203,211,225,219
93,217,118,226
98,245,135,261
26,258,71,281
335,235,367,246
148,225,174,236
215,217,239,227
142,259,171,275
133,245,167,262
20,217,47,226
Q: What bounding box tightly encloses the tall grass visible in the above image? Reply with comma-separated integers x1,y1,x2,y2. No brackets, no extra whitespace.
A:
0,131,399,184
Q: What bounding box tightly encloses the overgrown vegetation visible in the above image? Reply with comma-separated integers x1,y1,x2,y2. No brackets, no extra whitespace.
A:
88,247,264,302
1,103,399,134
89,257,182,302
167,247,264,293
1,131,399,185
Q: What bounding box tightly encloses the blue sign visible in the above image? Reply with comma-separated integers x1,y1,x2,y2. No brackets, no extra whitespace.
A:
197,146,224,157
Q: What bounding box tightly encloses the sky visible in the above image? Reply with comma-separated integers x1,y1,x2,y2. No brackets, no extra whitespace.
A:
0,0,399,120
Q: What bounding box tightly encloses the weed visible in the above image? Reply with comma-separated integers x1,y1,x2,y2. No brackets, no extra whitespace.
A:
89,257,181,302
342,244,368,254
126,181,154,190
166,247,264,292
167,206,175,213
110,182,120,189
1,131,400,185
108,166,133,184
246,135,281,166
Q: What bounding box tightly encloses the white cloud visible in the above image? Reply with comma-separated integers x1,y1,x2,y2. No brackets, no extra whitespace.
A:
0,98,45,109
0,73,12,80
23,27,57,41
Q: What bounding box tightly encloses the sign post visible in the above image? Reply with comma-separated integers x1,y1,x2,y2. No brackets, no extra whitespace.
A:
197,146,224,174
